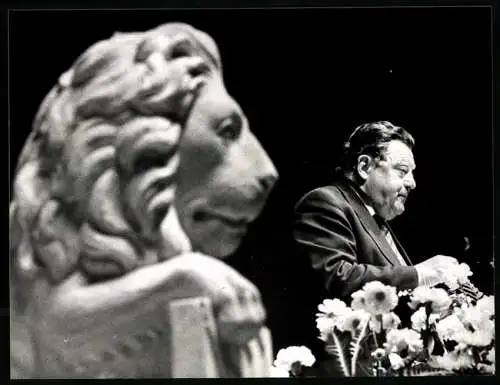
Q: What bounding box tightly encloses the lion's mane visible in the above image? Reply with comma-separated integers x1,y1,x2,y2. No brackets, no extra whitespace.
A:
10,23,221,312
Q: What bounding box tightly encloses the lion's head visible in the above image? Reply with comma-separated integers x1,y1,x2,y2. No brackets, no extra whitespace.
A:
174,58,279,258
10,22,278,311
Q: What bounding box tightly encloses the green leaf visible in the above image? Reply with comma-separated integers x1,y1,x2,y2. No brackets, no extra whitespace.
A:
325,331,351,377
349,320,369,376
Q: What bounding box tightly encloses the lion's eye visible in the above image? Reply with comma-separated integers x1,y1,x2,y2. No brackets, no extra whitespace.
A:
217,115,242,142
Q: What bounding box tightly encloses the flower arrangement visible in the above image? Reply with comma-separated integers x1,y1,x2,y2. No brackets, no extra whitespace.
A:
271,263,495,377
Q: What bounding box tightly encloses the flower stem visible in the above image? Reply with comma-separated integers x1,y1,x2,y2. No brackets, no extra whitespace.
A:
372,314,383,348
372,330,379,348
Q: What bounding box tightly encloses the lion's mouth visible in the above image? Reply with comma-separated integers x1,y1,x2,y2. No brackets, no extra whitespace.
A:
193,210,252,230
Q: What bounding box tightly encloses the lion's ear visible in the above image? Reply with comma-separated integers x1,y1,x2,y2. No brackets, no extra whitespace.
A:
10,203,40,285
135,31,196,63
58,69,74,89
31,200,81,284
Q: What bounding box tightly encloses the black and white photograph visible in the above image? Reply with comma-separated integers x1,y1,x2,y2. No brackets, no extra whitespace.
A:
9,5,495,379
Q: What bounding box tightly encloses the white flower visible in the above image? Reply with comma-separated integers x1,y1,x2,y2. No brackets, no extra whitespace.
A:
430,288,453,313
316,316,335,341
317,298,350,318
453,342,471,354
454,320,494,347
442,263,473,290
454,306,495,347
388,353,405,370
476,295,495,318
370,312,401,333
436,314,466,341
428,313,440,325
273,346,316,372
458,305,491,328
436,309,494,347
456,263,473,283
350,290,366,310
384,328,424,354
384,313,402,330
409,286,434,306
352,281,399,315
429,351,474,371
487,348,495,364
269,365,290,377
409,287,452,314
477,363,495,374
337,309,370,334
316,298,351,337
411,307,428,331
371,348,387,360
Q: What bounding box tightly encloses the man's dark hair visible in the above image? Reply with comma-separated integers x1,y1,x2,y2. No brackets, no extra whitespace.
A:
336,121,415,174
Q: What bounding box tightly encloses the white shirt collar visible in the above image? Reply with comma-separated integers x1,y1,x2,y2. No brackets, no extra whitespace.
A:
365,204,376,217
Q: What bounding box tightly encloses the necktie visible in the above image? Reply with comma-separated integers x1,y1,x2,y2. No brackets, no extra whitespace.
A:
372,214,387,230
373,215,407,266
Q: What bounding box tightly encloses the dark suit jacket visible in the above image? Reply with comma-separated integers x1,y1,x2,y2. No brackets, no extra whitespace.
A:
293,177,419,300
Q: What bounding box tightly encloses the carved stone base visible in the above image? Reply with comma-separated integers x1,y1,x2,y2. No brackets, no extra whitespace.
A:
11,296,273,378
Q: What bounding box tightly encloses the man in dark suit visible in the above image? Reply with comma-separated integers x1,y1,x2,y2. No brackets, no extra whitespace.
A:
293,121,460,300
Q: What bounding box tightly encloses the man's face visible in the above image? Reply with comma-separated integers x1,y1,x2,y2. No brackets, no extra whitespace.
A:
362,140,416,220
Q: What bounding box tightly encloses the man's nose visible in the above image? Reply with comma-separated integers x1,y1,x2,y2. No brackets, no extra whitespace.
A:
404,172,416,190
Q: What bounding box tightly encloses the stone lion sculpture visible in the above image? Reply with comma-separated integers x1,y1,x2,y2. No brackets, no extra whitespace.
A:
10,22,278,378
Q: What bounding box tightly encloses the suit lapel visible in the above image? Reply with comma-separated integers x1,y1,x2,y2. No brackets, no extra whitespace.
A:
385,222,413,266
335,180,403,266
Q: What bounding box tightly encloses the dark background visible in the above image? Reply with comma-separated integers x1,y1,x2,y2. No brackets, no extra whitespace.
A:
9,8,493,356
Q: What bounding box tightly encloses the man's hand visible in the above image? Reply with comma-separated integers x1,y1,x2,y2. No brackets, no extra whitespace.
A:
169,253,266,346
415,255,459,287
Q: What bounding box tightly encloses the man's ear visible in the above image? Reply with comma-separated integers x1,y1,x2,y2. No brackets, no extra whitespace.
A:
356,154,373,181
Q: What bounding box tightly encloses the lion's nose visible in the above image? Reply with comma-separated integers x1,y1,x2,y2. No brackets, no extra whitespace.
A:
258,173,275,192
257,161,278,193
245,131,279,194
